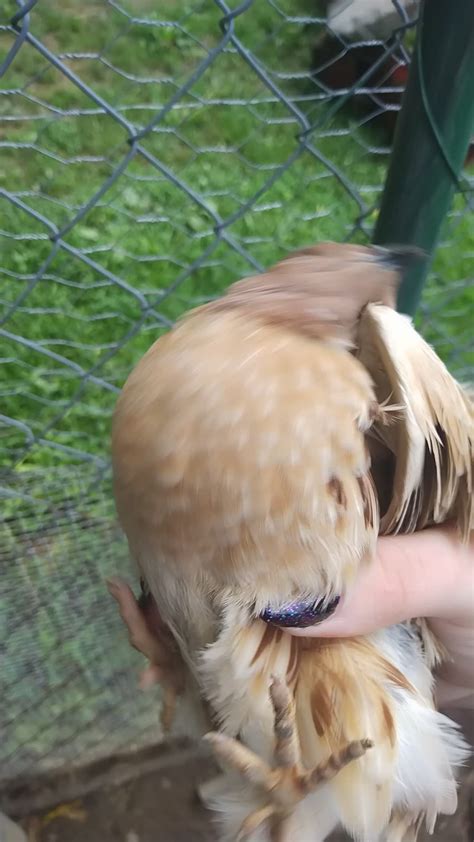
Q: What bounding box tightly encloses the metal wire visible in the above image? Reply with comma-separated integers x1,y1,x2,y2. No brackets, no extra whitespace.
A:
0,0,472,788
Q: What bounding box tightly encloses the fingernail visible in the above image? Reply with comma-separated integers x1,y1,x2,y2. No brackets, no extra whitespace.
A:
262,595,340,628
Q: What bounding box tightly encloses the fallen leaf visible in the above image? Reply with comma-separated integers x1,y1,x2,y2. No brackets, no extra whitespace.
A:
41,801,87,827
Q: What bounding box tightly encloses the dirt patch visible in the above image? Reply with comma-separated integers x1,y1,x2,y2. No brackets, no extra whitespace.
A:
21,753,216,842
11,748,472,842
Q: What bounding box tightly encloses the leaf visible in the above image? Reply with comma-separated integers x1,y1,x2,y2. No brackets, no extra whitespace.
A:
81,227,100,242
42,801,87,827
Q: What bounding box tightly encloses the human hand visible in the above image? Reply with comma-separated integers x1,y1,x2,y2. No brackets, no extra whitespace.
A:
288,526,474,710
107,577,185,729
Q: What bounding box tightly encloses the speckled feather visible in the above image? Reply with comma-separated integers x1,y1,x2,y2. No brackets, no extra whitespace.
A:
113,305,379,622
112,242,472,842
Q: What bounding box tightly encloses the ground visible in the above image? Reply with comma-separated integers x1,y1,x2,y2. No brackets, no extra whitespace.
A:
14,745,473,842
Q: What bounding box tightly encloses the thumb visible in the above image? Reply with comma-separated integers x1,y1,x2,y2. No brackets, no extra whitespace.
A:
288,527,469,638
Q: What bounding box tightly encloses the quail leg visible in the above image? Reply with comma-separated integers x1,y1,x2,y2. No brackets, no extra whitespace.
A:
204,676,373,841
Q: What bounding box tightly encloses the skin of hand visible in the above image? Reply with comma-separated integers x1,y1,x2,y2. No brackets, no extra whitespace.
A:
106,577,185,693
288,526,474,710
107,527,473,711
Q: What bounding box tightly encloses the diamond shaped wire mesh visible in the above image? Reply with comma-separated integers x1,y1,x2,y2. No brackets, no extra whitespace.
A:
0,0,472,785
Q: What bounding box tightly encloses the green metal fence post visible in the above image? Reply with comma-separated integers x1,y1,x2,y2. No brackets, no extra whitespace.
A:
373,0,474,316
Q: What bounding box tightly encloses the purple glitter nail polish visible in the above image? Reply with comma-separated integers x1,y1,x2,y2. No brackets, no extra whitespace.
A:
260,595,340,628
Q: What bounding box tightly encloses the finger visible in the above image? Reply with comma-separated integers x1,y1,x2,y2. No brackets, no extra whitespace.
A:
107,580,148,639
107,577,165,659
139,664,164,690
106,577,143,626
287,527,471,638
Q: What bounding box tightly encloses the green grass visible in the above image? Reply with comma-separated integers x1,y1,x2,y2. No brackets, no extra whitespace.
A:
0,468,163,775
0,0,472,471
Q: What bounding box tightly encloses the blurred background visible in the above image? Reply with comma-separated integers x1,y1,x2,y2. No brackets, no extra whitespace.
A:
0,1,472,839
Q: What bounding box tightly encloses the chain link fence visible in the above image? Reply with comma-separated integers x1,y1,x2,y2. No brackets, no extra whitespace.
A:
1,0,472,797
